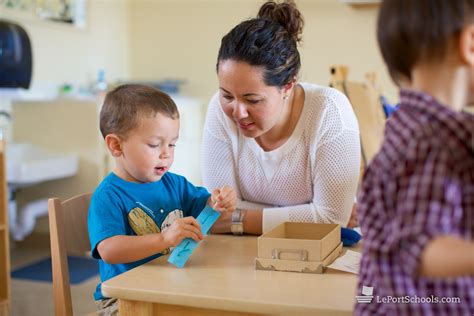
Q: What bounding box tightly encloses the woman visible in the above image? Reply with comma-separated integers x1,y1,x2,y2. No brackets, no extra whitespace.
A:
202,0,360,235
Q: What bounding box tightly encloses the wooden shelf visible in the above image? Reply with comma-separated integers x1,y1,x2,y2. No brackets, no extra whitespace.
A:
0,298,9,314
0,135,10,316
341,0,380,4
341,0,380,8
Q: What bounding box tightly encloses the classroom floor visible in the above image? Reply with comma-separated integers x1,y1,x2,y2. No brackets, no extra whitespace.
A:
10,233,98,316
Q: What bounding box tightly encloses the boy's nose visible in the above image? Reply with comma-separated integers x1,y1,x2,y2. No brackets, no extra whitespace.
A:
160,148,170,159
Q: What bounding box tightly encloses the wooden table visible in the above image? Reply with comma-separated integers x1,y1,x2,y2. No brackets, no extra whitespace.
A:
102,235,358,316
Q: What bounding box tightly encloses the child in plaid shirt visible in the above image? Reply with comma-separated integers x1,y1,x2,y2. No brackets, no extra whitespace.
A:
356,0,474,315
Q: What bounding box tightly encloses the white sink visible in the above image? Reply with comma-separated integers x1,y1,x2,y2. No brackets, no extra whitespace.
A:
6,143,78,186
6,143,79,241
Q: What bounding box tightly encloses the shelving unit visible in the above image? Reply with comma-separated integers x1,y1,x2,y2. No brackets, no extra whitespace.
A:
0,132,10,316
341,0,381,8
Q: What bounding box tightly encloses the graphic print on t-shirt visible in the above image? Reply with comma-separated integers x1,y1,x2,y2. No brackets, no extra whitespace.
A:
128,207,160,235
161,209,184,231
128,206,170,254
127,206,184,255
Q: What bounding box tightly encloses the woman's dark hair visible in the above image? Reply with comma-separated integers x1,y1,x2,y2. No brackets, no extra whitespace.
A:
217,0,304,88
377,0,474,85
100,84,179,139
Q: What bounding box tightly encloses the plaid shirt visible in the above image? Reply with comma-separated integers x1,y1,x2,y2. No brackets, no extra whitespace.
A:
355,89,474,316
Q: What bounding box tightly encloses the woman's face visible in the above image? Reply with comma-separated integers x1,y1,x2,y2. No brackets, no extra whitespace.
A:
217,59,286,138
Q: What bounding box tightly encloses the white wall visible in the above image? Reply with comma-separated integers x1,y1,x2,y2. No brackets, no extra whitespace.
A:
128,0,397,102
0,0,131,93
1,0,397,103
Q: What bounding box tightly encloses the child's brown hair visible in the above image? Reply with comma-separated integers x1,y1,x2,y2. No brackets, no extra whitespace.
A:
100,84,179,139
377,0,474,84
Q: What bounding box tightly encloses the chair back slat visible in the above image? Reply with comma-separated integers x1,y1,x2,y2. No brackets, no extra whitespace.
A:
48,193,92,316
62,193,92,255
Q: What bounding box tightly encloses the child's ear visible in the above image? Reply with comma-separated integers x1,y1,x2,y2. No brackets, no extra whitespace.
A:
105,134,123,157
459,24,474,66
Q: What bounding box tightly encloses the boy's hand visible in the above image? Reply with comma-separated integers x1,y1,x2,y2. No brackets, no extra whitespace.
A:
210,185,236,213
161,217,204,247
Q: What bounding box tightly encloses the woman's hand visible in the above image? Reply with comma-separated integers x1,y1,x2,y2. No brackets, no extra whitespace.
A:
347,203,358,228
161,217,204,247
209,210,233,233
209,185,236,212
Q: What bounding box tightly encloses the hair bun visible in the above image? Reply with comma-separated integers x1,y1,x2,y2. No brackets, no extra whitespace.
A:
257,0,304,43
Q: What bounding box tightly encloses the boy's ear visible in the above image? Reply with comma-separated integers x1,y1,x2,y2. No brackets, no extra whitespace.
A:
459,24,474,66
105,134,123,157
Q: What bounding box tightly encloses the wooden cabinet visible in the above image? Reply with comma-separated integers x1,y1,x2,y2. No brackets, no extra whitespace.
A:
0,133,10,316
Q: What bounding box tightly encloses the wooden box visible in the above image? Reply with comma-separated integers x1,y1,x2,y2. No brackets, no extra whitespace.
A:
256,222,342,274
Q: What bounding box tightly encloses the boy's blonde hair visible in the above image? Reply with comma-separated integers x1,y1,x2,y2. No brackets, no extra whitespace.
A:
100,84,179,139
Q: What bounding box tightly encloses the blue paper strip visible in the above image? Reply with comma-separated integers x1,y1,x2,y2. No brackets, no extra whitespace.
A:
168,206,220,268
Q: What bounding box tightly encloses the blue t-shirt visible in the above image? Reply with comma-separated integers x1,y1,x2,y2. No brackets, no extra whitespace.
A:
88,172,211,300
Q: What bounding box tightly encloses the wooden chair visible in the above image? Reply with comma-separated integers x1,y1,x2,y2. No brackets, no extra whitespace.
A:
330,65,387,167
48,193,93,316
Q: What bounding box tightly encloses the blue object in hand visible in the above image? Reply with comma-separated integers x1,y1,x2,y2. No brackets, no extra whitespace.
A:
168,206,220,268
341,227,361,247
380,95,400,118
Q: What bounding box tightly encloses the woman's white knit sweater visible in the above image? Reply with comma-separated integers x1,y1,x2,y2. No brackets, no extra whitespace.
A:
202,83,361,232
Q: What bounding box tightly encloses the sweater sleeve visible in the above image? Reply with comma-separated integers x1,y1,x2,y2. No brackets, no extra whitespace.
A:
263,89,361,232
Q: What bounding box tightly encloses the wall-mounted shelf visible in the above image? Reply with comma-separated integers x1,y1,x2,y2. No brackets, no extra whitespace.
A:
341,0,381,7
342,0,380,3
0,298,8,315
0,135,10,316
0,0,87,30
